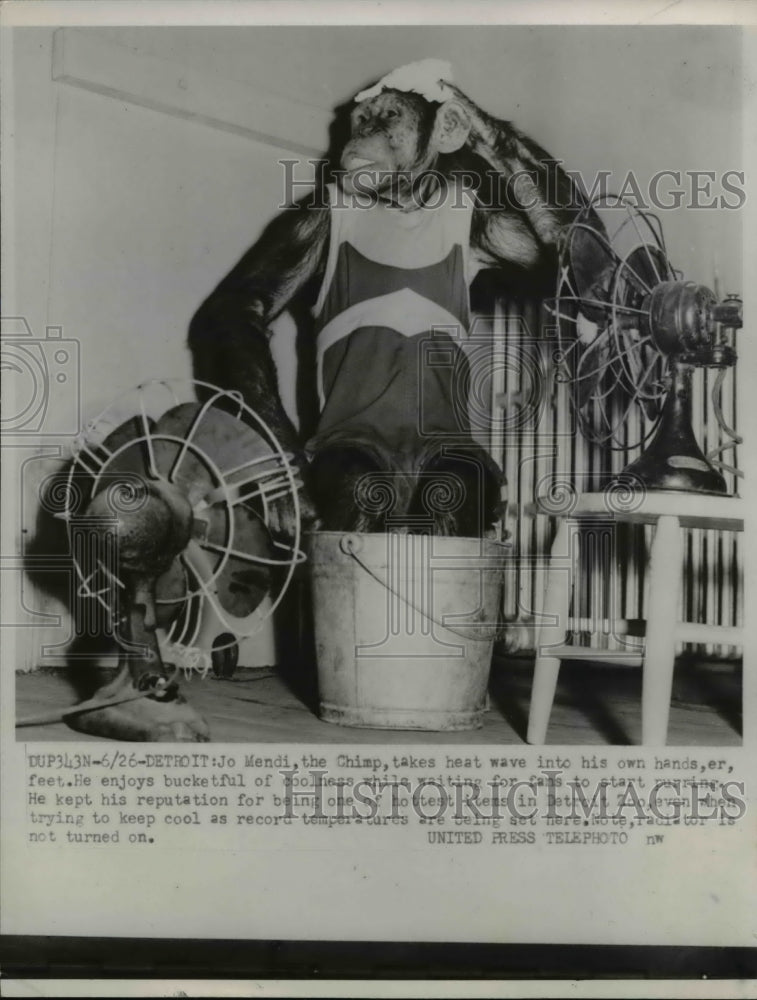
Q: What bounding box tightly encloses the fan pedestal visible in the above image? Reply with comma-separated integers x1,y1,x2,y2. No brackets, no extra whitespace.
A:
617,361,726,495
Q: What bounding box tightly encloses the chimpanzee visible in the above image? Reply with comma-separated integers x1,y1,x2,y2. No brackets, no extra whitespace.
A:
57,62,605,744
190,60,605,540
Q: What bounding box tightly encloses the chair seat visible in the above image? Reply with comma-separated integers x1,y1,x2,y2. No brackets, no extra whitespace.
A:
555,490,745,531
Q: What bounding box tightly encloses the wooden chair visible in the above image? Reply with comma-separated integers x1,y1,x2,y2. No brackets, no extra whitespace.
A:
526,491,744,745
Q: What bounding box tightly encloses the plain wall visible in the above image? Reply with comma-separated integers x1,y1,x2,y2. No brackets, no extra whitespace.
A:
90,24,744,292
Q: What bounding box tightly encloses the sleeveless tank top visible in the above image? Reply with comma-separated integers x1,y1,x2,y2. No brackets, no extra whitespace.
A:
308,180,478,467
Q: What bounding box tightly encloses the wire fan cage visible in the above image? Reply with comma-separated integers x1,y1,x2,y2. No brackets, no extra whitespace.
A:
551,197,679,456
63,379,305,672
547,195,741,487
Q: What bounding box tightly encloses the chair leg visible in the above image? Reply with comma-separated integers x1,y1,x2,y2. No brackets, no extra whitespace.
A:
527,518,572,744
641,515,683,746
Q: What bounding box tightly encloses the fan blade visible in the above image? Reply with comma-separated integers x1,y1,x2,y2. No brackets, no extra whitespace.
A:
155,402,276,472
202,504,274,618
90,415,158,481
575,332,612,412
568,225,614,322
152,402,285,506
616,245,669,310
150,403,219,505
101,415,155,454
181,535,273,651
154,556,189,628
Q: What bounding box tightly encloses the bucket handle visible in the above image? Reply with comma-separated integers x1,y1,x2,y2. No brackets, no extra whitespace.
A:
339,534,502,642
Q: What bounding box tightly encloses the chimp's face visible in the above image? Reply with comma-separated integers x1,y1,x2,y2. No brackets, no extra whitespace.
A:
340,90,438,197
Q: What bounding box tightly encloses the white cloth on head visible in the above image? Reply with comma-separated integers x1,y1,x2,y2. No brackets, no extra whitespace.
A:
354,59,455,104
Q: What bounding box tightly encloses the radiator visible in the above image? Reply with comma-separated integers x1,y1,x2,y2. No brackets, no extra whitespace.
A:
483,294,743,659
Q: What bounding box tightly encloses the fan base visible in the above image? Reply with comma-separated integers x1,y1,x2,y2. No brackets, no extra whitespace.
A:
613,360,728,496
616,454,727,495
66,666,210,742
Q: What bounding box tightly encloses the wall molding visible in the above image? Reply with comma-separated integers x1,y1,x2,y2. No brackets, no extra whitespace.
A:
52,28,331,158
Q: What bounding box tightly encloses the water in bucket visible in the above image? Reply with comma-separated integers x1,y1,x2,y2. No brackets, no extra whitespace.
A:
307,531,506,730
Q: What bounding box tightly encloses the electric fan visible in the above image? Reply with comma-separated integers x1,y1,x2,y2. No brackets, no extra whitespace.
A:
63,379,305,701
550,195,743,493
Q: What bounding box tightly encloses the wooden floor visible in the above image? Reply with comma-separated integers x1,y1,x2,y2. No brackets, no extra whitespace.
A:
16,655,742,746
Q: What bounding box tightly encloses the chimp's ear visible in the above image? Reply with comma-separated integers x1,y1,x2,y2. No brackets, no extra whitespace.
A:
430,99,472,154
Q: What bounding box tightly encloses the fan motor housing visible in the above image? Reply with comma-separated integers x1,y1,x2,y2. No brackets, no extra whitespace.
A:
645,281,718,358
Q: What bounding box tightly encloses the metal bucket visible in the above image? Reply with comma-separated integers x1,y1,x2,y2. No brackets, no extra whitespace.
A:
307,532,506,730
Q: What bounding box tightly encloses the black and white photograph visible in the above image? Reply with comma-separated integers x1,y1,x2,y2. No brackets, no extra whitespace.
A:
6,17,749,749
2,0,756,990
